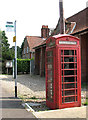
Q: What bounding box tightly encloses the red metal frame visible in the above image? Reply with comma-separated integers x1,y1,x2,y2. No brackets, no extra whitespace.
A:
45,34,81,109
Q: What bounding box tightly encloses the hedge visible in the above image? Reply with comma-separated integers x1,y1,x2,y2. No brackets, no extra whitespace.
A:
17,59,31,74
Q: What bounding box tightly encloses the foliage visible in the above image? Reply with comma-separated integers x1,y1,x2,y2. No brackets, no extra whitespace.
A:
0,31,11,61
10,46,22,59
17,59,31,74
0,30,12,73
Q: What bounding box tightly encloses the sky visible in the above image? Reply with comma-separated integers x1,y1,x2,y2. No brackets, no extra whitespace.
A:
0,0,87,47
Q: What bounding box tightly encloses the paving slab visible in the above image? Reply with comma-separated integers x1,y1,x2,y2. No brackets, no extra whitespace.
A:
34,106,87,119
1,86,37,119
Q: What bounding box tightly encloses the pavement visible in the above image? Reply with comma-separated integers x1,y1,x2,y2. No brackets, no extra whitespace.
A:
33,106,87,119
0,75,88,120
1,85,37,119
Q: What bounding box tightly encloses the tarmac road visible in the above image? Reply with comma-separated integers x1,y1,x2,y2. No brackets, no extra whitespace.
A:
1,85,37,120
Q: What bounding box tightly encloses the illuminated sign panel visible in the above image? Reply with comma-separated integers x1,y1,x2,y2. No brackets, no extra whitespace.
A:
59,41,77,45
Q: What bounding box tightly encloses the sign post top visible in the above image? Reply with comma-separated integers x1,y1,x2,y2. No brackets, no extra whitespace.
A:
6,21,14,32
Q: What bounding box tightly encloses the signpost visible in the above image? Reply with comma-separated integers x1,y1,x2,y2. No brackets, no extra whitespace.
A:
14,21,17,98
6,21,17,98
6,22,14,32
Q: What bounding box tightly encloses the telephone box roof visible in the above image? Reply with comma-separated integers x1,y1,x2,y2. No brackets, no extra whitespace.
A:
52,34,80,41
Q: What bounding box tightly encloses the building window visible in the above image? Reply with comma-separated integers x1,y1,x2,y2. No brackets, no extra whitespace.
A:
24,48,25,54
27,47,28,53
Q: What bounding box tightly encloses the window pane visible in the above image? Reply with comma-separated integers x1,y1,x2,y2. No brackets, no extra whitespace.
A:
48,64,52,69
48,70,53,76
64,77,75,82
47,51,53,56
64,63,75,69
64,90,75,96
64,50,74,55
61,57,63,62
64,83,75,89
61,50,63,55
64,57,74,62
47,58,53,63
64,70,75,75
65,96,75,103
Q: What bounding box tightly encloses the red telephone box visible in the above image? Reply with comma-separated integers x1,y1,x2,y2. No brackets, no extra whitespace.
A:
45,34,81,109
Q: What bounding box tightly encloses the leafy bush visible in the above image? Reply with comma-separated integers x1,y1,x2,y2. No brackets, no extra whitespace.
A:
17,59,31,74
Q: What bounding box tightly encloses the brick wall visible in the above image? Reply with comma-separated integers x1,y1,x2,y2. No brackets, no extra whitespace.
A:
40,47,46,77
81,34,87,82
86,33,88,81
34,49,41,75
22,39,33,59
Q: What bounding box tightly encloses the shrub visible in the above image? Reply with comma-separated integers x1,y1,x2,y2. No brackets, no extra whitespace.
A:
17,59,31,74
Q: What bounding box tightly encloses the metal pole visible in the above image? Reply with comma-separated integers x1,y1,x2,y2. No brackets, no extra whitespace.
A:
30,60,31,76
14,20,17,98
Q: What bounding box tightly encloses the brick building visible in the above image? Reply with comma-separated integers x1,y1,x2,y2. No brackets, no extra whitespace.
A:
34,7,88,82
22,30,47,59
33,25,49,76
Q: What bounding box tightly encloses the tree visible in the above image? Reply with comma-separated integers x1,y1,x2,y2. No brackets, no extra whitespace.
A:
1,31,12,60
0,30,12,73
10,46,21,59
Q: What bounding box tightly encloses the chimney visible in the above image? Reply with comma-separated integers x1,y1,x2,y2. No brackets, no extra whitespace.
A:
41,25,49,38
59,0,65,34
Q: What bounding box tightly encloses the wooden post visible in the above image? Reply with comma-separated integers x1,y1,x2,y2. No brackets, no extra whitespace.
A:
59,0,65,34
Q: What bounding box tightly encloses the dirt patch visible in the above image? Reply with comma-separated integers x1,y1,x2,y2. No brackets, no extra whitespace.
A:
22,98,50,112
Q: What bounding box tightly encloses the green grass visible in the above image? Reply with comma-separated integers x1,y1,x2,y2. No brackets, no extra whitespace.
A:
82,98,88,106
30,96,37,99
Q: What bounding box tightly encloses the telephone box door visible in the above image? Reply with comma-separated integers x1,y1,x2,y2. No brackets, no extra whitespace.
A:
59,48,81,108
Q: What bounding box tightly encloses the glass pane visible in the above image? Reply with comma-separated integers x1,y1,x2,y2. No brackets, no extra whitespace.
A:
64,70,77,75
61,57,63,62
64,77,75,82
48,70,53,76
48,64,52,69
62,77,63,82
62,84,63,89
47,58,53,63
64,63,76,69
47,51,53,56
64,57,74,62
76,90,77,94
61,50,63,55
48,76,53,82
47,50,53,101
64,90,75,96
65,96,75,103
64,70,75,75
62,91,63,96
62,98,64,103
48,83,53,89
64,50,74,55
62,71,63,76
64,83,75,89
